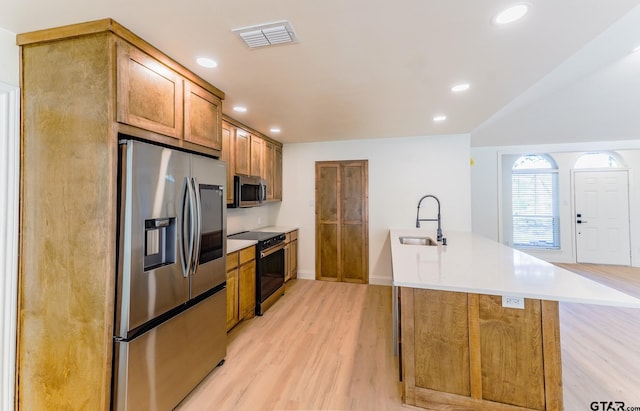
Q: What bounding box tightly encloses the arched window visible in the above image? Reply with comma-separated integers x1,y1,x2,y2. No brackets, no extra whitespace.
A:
575,152,621,169
512,154,560,249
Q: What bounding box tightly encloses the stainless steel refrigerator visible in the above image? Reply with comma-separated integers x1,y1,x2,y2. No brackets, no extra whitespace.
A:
112,139,227,410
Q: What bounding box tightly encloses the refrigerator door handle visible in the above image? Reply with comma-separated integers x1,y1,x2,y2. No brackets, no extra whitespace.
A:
181,177,196,278
191,177,202,276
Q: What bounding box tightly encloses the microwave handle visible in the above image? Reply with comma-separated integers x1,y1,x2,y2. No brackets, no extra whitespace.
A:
261,181,267,202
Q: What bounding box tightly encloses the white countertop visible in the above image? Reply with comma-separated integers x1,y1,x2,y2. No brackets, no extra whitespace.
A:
227,239,257,254
254,226,298,234
390,229,640,308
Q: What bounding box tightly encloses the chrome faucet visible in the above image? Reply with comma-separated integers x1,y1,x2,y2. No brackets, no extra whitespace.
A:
416,194,443,242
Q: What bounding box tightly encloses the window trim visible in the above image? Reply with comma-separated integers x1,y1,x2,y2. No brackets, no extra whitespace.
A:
510,154,560,250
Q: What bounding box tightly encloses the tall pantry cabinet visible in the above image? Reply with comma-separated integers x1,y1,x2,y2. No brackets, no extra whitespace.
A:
16,19,224,411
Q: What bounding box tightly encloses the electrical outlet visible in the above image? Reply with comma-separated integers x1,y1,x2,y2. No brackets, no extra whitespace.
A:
257,216,262,225
502,295,524,309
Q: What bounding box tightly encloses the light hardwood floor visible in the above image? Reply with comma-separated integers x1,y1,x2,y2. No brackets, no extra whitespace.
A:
177,264,640,411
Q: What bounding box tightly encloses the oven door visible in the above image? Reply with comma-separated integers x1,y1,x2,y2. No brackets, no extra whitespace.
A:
258,242,285,304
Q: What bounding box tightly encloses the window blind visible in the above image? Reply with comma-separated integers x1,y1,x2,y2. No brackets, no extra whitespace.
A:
512,172,560,249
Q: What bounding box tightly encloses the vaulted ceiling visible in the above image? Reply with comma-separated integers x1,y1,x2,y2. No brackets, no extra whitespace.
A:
2,0,640,145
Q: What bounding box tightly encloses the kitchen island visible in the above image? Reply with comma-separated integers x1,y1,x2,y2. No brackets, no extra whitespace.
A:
390,229,640,411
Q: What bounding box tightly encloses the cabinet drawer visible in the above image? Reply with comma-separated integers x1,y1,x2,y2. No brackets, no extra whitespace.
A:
227,251,239,271
239,246,255,265
287,230,298,242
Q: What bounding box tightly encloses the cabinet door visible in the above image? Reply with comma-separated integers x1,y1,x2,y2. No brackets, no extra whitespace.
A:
117,40,183,138
263,141,275,200
221,121,235,205
184,81,222,150
235,129,251,176
274,145,283,201
316,161,368,283
239,260,256,319
284,242,291,282
290,239,298,280
250,134,263,177
226,268,239,331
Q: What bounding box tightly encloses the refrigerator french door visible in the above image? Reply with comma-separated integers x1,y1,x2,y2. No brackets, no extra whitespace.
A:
113,139,227,411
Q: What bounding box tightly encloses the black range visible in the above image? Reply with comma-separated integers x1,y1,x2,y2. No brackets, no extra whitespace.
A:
227,231,286,315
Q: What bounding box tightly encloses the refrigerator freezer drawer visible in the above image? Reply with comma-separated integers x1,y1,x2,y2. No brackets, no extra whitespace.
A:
112,289,226,410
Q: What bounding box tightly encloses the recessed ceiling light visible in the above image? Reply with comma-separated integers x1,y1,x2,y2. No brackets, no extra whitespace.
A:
233,106,247,113
433,115,447,122
270,128,281,133
196,57,218,68
451,83,470,93
493,4,529,25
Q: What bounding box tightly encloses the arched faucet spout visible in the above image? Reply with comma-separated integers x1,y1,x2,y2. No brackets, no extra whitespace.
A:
416,195,443,242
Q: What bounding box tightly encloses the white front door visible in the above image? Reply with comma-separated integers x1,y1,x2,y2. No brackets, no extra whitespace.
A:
574,170,630,265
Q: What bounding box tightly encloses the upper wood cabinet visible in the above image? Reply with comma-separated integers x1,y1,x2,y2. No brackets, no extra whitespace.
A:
117,40,184,138
221,117,283,204
184,81,222,150
116,38,223,152
235,128,251,176
221,121,235,205
274,145,283,201
263,141,282,201
250,134,264,177
263,140,275,200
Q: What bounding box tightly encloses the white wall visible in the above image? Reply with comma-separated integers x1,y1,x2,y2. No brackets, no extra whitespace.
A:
276,134,472,285
471,6,640,148
0,27,18,86
227,202,281,235
0,26,18,411
471,140,640,266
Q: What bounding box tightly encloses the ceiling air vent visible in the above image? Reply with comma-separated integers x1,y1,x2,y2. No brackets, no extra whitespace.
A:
232,20,298,49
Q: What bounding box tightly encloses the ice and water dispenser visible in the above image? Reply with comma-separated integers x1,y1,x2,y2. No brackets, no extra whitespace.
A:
144,217,176,271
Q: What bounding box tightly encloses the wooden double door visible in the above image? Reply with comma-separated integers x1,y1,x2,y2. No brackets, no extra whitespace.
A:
315,160,369,283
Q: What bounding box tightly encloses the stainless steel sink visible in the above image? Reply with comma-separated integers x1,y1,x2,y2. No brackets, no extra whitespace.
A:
399,236,438,246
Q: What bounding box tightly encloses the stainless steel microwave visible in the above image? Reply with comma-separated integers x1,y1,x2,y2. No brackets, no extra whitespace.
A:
233,175,267,207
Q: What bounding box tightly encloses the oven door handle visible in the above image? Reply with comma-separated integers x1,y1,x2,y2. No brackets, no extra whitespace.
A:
261,242,285,258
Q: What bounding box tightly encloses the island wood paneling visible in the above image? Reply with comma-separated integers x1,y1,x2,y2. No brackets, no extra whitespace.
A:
479,295,545,409
400,288,563,410
413,289,470,396
19,32,117,411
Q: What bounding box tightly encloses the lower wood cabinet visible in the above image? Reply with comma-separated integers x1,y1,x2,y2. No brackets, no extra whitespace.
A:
226,245,256,331
285,230,298,282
